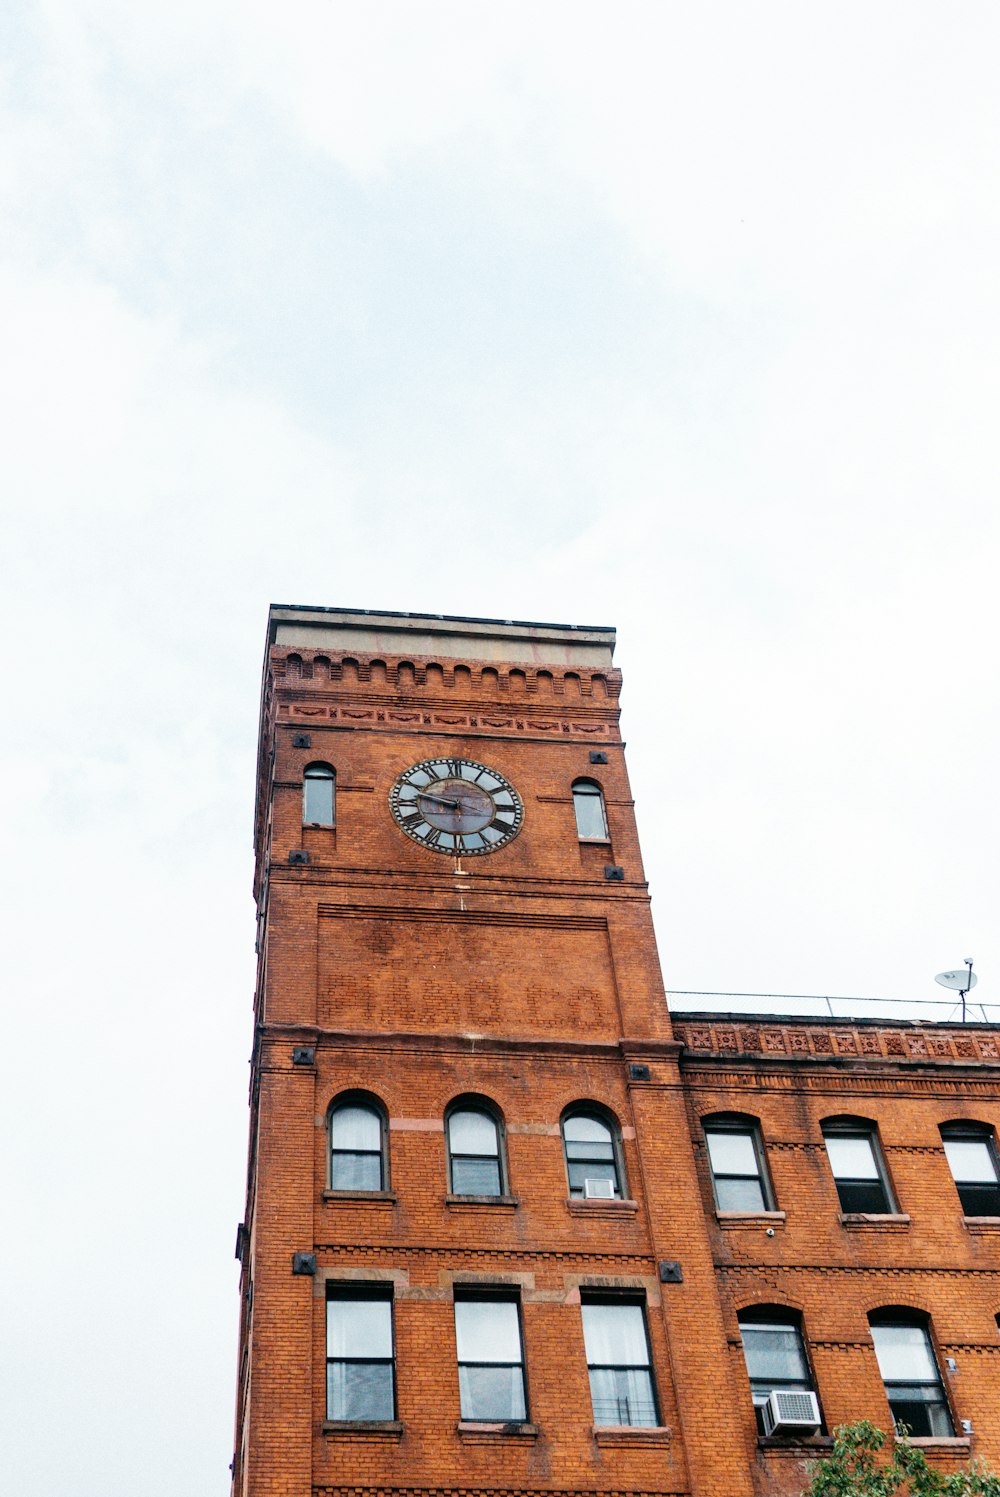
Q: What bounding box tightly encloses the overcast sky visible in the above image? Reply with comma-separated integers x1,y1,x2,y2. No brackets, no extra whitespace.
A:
2,3,999,1493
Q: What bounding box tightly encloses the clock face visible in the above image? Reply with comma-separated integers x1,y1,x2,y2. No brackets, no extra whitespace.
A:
389,758,524,855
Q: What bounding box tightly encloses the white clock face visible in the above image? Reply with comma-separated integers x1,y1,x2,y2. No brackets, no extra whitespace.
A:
389,758,523,855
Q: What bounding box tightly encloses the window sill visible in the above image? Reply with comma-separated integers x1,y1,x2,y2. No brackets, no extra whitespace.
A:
896,1437,971,1452
566,1197,638,1217
593,1425,672,1447
716,1210,786,1229
839,1212,910,1230
322,1420,403,1440
445,1194,519,1210
757,1435,832,1455
963,1215,1000,1234
578,837,612,846
456,1421,538,1442
322,1189,397,1204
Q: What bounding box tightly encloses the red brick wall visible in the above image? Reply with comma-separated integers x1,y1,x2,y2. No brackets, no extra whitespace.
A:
233,637,1000,1497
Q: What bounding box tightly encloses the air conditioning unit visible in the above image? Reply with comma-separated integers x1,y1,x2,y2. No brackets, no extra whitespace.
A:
583,1178,616,1199
761,1390,821,1437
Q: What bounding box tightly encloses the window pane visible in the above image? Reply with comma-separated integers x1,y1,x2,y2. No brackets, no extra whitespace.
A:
957,1181,1000,1216
458,1364,526,1421
451,1157,502,1196
888,1391,952,1437
741,1323,810,1384
327,1297,393,1359
566,1138,615,1162
455,1300,522,1363
871,1323,939,1383
565,1115,613,1145
835,1179,890,1213
327,1361,394,1421
304,774,334,824
331,1105,382,1151
944,1138,998,1184
568,1160,619,1193
706,1130,759,1177
714,1176,766,1212
588,1367,657,1427
581,1302,649,1367
573,788,608,839
331,1152,382,1191
825,1134,880,1180
449,1110,498,1156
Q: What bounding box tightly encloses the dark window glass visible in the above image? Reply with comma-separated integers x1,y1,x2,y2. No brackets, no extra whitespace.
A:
326,1289,395,1421
704,1123,770,1212
563,1112,622,1198
330,1101,384,1191
942,1127,1000,1217
303,763,335,825
572,780,608,840
448,1108,502,1196
823,1124,893,1213
739,1311,815,1435
870,1317,953,1437
454,1295,527,1421
581,1298,658,1427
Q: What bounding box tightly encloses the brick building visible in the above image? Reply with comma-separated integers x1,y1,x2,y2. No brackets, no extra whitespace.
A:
232,605,1000,1497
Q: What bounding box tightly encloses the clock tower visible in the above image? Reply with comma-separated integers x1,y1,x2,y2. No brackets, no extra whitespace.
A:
233,605,757,1497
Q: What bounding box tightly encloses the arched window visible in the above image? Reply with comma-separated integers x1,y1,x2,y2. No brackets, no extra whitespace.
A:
738,1307,819,1435
329,1095,387,1191
822,1116,895,1214
446,1103,505,1197
572,779,609,841
703,1114,774,1212
941,1122,1000,1217
303,763,335,826
562,1108,624,1199
869,1311,953,1437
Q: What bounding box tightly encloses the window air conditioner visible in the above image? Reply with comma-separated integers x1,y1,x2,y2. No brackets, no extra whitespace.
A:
761,1390,821,1437
583,1178,616,1199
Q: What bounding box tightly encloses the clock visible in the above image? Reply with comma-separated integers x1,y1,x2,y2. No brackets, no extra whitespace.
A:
389,757,524,855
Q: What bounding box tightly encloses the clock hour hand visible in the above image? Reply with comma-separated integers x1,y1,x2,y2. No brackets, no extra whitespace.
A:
414,790,463,810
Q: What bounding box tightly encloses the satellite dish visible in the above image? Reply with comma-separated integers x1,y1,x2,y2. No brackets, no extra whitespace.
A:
936,969,977,992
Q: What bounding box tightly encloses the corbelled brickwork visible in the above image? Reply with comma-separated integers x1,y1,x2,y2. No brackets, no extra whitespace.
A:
234,607,1000,1497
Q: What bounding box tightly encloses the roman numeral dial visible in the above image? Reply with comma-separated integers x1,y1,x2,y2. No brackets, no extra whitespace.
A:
389,758,524,856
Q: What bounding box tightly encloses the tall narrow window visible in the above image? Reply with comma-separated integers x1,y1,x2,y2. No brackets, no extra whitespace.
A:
581,1296,658,1427
941,1124,1000,1217
869,1313,953,1437
822,1119,895,1213
572,779,608,841
563,1110,624,1199
303,763,335,826
447,1105,504,1196
704,1116,773,1212
329,1096,386,1191
326,1286,395,1422
454,1293,527,1421
738,1308,817,1435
